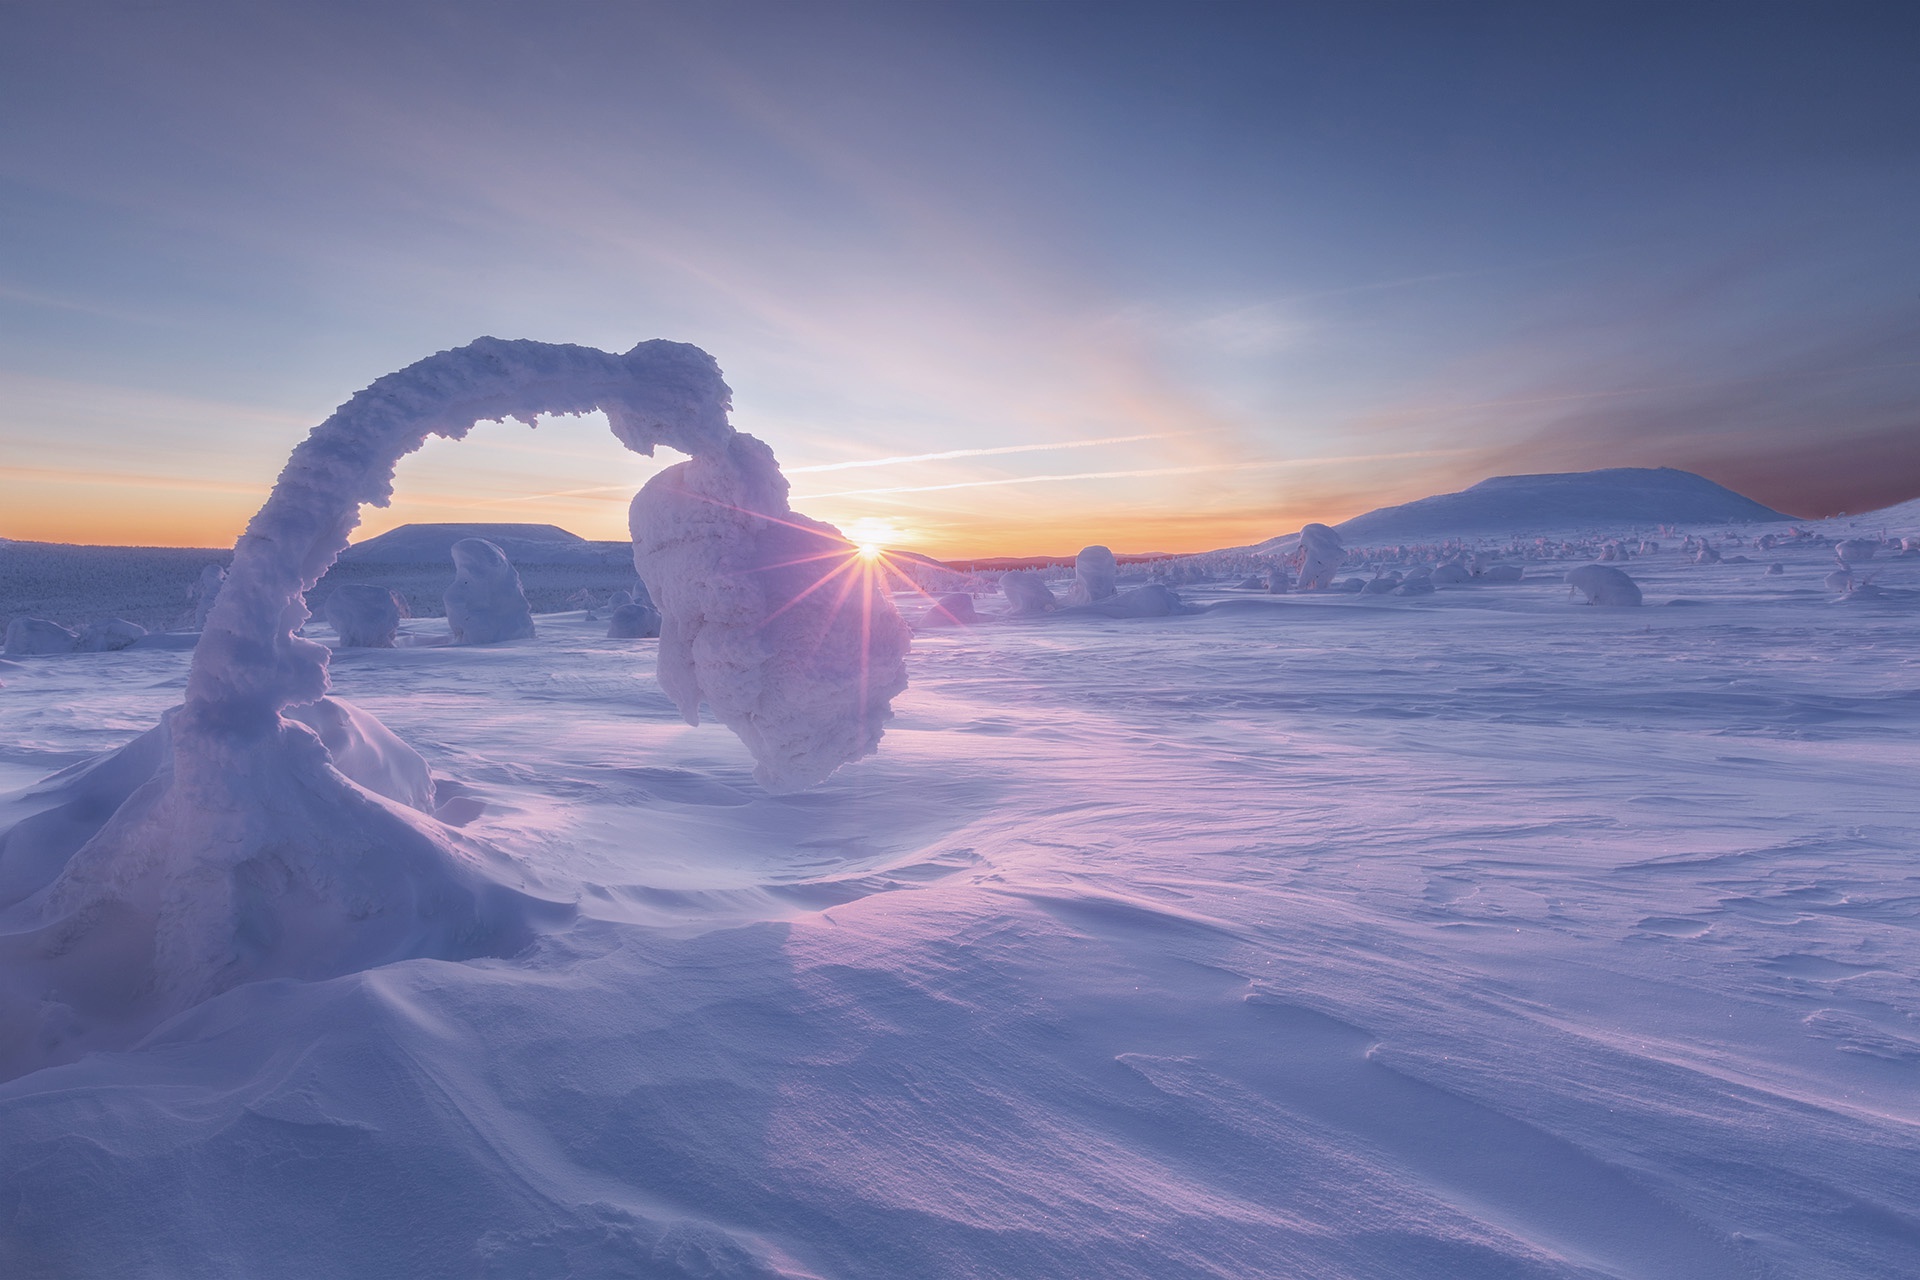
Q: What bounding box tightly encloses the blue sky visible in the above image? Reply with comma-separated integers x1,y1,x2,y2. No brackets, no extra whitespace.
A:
2,1,1916,552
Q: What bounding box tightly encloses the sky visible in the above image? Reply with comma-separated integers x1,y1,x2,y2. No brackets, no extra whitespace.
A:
2,0,1917,556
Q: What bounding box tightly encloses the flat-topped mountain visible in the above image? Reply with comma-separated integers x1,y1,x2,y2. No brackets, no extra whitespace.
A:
339,523,630,565
1326,467,1790,543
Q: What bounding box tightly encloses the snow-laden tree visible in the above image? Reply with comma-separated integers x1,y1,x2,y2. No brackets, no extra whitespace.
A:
0,338,911,1080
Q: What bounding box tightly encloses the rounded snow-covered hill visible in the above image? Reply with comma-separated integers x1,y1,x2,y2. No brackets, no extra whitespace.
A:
339,523,630,566
1328,467,1789,542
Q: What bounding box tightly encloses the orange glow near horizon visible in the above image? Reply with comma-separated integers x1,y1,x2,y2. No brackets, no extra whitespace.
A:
0,472,1378,557
1,407,1468,557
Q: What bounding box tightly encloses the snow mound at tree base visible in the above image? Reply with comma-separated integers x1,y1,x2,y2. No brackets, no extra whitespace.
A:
0,698,571,1083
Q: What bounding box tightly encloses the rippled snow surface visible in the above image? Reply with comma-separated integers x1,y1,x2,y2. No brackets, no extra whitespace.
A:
1,542,1916,1278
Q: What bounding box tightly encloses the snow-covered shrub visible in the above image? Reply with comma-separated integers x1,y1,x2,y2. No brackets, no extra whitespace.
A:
1001,571,1057,615
1293,523,1345,590
1566,564,1642,606
445,538,536,644
606,601,661,638
1394,572,1436,596
323,583,406,648
4,617,77,655
1066,545,1117,605
1835,538,1878,565
918,593,978,628
77,618,146,652
1096,584,1183,617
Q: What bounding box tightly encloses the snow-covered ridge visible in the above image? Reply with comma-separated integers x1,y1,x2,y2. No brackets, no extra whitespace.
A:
340,522,630,566
1326,466,1789,543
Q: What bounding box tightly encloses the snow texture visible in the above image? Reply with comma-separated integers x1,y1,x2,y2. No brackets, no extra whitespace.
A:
3,521,1916,1276
323,583,405,648
445,538,537,645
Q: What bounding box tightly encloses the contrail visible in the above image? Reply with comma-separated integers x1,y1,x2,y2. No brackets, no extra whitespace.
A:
799,465,1227,500
480,430,1186,503
784,432,1181,474
483,447,1466,506
796,449,1466,501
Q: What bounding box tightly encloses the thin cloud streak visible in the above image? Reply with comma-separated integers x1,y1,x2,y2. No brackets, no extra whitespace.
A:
783,432,1183,474
797,449,1467,500
0,462,274,496
472,431,1204,505
801,465,1224,500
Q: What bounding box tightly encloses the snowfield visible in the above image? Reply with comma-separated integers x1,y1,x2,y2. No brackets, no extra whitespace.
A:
1,526,1916,1278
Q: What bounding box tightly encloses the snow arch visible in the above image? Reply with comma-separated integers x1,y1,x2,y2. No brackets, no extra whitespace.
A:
182,336,906,791
0,338,910,1079
188,338,730,735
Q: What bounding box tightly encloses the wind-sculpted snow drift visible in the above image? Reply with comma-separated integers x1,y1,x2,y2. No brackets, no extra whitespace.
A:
0,338,910,1079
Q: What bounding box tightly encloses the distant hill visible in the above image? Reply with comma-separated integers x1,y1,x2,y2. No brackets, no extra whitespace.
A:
0,541,231,630
934,552,1175,571
1311,467,1790,544
340,523,630,566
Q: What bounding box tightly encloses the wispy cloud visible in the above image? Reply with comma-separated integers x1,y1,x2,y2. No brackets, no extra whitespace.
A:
784,431,1183,474
797,449,1467,501
0,462,272,495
